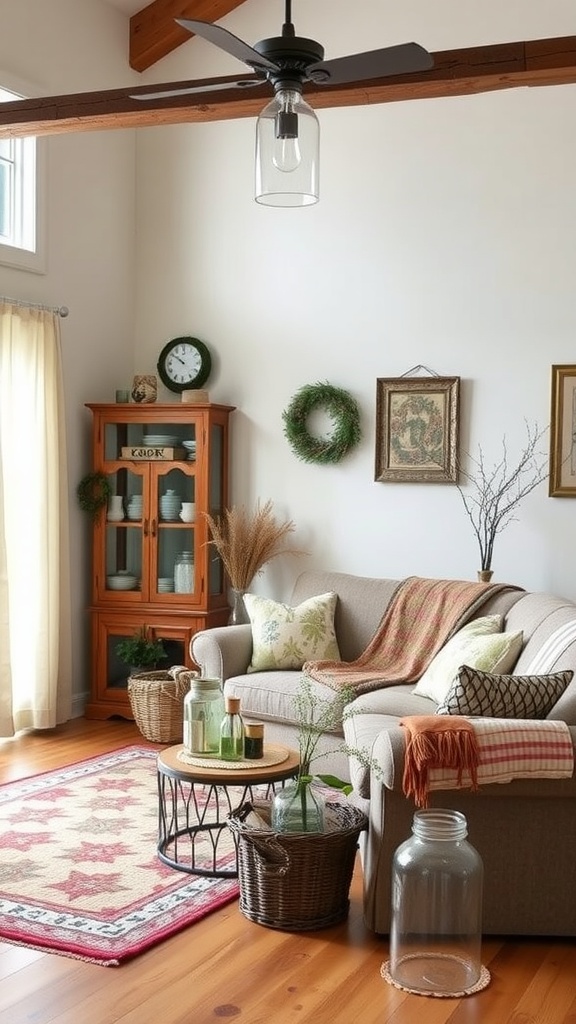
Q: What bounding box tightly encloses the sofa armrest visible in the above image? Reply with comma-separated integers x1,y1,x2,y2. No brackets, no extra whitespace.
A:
370,726,407,792
191,624,253,682
369,723,576,794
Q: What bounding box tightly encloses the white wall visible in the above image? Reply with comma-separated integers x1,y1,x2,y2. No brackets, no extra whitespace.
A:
4,0,576,714
0,0,138,709
133,0,576,601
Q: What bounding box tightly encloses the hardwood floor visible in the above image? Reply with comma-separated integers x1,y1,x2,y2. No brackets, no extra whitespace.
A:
0,718,574,1024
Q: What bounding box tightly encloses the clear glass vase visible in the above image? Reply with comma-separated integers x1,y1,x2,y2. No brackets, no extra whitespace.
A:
271,781,326,833
228,589,249,626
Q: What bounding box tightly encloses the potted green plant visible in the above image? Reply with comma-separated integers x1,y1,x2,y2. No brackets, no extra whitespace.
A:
271,675,383,833
115,627,166,674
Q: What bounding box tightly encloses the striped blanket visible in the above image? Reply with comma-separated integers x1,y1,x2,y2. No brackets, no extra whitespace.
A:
304,576,522,694
428,718,574,788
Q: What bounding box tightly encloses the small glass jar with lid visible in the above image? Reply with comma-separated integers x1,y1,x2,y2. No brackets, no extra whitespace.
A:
183,677,224,756
244,722,264,759
389,808,483,995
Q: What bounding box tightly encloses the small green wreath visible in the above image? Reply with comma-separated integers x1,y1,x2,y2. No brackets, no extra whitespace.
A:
282,381,362,465
77,471,112,518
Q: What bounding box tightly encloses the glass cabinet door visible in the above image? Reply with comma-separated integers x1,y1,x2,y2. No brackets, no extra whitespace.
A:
102,466,145,600
154,465,197,600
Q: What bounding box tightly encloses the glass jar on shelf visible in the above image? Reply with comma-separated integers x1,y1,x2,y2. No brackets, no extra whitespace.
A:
174,551,194,593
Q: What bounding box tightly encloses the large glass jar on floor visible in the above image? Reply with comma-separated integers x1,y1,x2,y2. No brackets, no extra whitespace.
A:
389,808,483,995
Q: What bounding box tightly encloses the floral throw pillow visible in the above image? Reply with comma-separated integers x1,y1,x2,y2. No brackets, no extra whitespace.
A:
244,592,340,672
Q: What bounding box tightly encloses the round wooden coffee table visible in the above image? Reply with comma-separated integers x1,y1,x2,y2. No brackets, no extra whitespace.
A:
157,743,299,878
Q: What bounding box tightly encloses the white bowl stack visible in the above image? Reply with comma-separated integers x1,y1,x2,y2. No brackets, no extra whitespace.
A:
126,495,143,521
182,439,197,462
158,577,175,593
159,490,181,521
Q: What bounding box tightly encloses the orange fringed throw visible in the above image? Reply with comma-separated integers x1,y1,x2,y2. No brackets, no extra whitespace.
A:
400,715,480,809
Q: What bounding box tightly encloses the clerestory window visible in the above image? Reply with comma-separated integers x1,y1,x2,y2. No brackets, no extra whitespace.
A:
0,82,44,273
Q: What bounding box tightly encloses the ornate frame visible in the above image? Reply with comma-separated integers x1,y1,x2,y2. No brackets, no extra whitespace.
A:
375,376,460,483
549,364,576,497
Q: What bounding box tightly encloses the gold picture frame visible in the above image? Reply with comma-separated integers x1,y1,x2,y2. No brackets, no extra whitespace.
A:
549,364,576,497
375,376,460,483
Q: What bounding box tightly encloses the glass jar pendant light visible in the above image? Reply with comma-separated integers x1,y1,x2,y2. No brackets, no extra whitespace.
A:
255,81,319,207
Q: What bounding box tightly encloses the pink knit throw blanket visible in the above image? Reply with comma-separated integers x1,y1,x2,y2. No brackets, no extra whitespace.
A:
303,576,520,694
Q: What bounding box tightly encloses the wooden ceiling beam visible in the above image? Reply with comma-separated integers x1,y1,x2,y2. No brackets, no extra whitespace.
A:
129,0,246,71
0,36,575,139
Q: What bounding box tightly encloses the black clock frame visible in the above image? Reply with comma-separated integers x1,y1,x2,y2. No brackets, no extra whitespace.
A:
157,336,212,393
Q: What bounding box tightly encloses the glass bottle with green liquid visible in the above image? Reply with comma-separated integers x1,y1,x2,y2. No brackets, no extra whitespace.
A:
219,696,245,760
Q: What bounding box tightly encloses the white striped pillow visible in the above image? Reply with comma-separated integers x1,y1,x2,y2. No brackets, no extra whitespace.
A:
523,620,576,674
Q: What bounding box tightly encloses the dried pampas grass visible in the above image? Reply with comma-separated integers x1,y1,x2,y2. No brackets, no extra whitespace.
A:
203,500,300,591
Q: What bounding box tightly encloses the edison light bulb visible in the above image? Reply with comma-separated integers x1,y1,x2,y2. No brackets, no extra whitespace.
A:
273,101,301,172
273,135,301,172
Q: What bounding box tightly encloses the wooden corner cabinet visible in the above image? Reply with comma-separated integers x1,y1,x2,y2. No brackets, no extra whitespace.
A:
84,401,235,720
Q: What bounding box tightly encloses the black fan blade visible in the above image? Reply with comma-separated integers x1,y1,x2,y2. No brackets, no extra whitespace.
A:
307,43,433,85
132,78,264,102
176,18,280,74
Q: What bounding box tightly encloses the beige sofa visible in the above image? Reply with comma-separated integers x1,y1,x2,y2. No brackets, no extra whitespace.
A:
191,570,576,937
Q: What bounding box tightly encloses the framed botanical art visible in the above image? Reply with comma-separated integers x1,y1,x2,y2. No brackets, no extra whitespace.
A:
549,364,576,497
375,375,460,483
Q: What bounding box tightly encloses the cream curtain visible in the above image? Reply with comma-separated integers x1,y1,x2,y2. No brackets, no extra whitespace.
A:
0,300,72,734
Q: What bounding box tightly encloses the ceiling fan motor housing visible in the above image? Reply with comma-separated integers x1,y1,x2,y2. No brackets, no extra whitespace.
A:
254,36,326,84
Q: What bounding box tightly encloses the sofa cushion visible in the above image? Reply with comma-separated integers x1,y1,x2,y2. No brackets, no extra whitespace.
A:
244,592,340,672
436,666,573,719
225,670,344,735
413,615,520,704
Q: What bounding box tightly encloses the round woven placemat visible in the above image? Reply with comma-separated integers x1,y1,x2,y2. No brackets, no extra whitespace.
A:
177,743,290,770
380,959,491,998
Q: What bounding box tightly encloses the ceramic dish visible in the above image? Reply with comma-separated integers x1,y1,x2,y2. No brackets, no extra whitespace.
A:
142,435,179,446
107,575,138,591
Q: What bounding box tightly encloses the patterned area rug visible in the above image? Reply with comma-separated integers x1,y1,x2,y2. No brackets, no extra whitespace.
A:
0,745,239,965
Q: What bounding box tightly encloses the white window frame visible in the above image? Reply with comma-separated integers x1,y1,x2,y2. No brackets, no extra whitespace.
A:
0,72,46,274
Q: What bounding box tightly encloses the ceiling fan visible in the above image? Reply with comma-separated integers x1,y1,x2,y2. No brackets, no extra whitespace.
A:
132,0,434,207
0,0,433,207
0,8,575,195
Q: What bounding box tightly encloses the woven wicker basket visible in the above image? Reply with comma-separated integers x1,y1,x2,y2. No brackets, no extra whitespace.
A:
127,669,192,743
227,800,368,931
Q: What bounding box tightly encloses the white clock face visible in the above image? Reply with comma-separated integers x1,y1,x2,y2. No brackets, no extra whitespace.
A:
165,342,202,385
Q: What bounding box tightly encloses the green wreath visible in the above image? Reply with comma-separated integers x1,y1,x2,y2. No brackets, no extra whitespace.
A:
282,382,361,465
77,471,112,518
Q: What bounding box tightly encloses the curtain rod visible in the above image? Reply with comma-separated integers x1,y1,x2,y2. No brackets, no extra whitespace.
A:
0,295,69,317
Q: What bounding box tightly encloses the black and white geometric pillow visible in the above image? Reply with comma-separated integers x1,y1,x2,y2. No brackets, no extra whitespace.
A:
436,665,573,719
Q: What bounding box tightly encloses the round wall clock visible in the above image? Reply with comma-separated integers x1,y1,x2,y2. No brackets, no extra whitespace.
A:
157,336,212,393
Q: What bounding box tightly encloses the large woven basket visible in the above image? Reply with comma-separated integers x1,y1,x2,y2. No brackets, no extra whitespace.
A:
227,800,368,931
127,669,192,743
